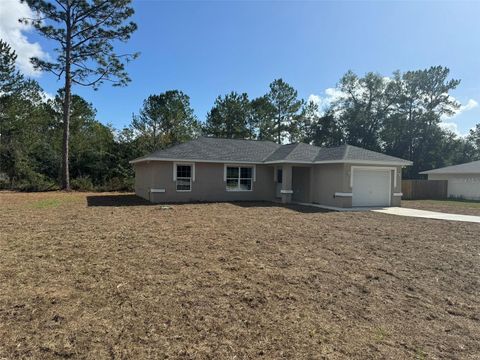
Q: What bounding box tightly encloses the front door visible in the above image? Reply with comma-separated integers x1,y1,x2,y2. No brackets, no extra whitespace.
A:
275,168,283,198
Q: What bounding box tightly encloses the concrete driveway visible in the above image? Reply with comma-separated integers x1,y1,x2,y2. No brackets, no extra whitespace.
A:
373,207,480,224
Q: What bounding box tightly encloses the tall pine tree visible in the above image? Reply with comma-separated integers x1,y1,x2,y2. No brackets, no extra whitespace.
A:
22,0,138,190
267,79,303,144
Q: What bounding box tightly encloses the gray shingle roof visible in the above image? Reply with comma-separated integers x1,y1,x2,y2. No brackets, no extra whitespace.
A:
132,137,280,163
265,143,320,162
420,160,480,175
319,144,413,163
130,137,411,165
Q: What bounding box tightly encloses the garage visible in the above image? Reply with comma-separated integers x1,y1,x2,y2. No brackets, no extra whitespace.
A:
352,168,391,207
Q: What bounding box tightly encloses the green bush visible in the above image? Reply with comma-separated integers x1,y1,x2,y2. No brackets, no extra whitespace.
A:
16,173,58,192
0,178,10,190
71,176,95,191
97,177,134,192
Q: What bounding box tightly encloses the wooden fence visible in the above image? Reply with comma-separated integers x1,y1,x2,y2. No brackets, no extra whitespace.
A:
402,179,448,200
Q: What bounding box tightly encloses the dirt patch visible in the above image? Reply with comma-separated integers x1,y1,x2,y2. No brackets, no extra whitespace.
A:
403,199,480,216
1,192,479,359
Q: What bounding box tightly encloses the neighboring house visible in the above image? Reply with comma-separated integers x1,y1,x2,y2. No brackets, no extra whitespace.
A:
130,137,412,208
420,160,480,200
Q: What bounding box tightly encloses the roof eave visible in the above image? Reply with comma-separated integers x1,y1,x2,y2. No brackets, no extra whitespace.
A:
263,160,314,164
314,159,412,166
131,158,413,166
420,170,480,175
129,157,262,165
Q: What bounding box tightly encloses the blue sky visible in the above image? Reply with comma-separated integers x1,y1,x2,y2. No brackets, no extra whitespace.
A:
2,0,480,135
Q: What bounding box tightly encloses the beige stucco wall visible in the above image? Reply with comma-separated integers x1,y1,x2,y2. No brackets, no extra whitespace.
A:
308,163,404,208
135,160,405,207
134,161,275,203
310,163,351,207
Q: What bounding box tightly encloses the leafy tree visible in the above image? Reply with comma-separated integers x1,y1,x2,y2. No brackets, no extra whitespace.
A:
292,100,320,143
333,71,402,151
204,92,253,139
330,66,461,177
22,0,138,190
132,90,200,153
310,109,344,147
267,79,303,144
467,124,480,158
0,40,54,189
384,67,460,176
0,82,56,190
49,91,116,186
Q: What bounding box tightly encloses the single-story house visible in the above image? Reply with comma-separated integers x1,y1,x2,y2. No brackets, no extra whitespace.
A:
130,137,412,208
420,160,480,200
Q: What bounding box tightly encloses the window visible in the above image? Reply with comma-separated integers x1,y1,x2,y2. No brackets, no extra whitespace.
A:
176,165,192,191
277,168,283,184
226,166,253,191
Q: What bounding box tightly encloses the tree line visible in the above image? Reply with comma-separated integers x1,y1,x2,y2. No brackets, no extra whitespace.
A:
2,40,480,190
135,67,480,178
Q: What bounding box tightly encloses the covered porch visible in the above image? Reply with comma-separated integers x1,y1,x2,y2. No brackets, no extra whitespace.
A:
272,164,313,204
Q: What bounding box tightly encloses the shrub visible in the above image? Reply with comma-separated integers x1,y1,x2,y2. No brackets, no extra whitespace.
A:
71,176,95,191
98,177,134,192
16,174,58,192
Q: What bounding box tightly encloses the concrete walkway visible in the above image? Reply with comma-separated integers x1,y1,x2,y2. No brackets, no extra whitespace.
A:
373,207,480,224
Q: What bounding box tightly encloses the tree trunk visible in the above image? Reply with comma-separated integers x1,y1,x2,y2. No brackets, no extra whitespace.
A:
62,74,71,190
61,6,72,191
277,111,281,144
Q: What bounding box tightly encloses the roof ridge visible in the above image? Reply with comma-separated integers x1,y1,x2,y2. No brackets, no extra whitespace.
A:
200,136,278,145
261,142,297,162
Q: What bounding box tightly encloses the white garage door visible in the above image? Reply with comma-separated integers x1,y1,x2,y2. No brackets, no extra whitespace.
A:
352,169,391,207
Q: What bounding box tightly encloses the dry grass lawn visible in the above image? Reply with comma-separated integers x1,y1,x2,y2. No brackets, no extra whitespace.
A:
1,192,479,359
403,199,480,216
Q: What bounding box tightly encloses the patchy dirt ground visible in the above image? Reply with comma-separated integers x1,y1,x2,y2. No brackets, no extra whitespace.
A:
1,192,479,359
403,199,480,216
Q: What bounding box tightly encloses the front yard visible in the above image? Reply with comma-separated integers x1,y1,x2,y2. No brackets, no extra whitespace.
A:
0,192,479,359
403,199,480,216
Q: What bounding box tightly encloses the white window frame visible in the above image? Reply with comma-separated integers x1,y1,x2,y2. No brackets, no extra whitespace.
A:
224,164,255,192
173,162,195,192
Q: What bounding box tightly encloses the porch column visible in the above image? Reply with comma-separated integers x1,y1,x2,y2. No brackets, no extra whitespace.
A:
281,164,293,203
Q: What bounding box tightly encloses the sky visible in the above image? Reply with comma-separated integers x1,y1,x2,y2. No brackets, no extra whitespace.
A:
1,0,480,136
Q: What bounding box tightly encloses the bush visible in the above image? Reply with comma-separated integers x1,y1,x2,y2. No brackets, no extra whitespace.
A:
97,176,134,192
71,176,95,191
16,173,58,192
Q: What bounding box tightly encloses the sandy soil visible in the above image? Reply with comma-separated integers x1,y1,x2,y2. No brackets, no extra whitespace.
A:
403,199,480,216
1,192,479,359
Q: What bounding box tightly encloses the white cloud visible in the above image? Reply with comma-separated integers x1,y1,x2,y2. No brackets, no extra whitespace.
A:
457,98,478,115
308,88,346,114
440,98,478,136
439,122,461,136
0,0,47,76
307,94,322,109
42,91,54,102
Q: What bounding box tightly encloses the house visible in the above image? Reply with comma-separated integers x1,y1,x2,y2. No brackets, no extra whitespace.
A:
130,137,412,208
420,160,480,200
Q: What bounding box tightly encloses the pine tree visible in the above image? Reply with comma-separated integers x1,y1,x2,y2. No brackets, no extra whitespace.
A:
21,0,138,190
